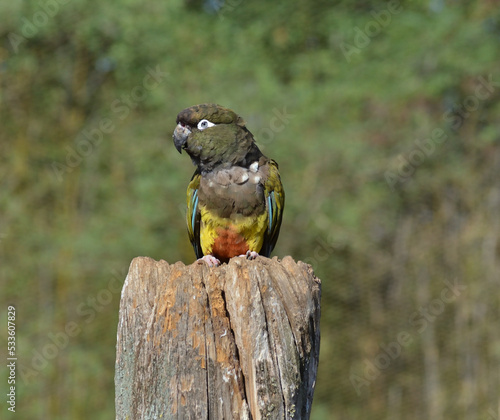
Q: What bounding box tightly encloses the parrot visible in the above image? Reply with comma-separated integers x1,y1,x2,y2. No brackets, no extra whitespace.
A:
172,103,285,267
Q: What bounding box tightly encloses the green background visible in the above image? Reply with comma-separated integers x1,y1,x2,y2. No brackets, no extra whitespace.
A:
1,0,500,418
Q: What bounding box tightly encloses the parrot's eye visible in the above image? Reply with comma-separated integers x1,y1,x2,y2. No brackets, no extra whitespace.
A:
197,119,215,130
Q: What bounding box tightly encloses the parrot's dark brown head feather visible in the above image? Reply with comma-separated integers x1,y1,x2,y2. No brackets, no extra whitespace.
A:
173,103,263,173
176,103,246,127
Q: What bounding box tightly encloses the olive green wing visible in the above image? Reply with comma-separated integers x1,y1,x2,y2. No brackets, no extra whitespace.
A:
186,170,203,259
261,159,285,257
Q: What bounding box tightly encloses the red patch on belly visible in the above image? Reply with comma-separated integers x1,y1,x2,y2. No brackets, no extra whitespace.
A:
211,228,249,262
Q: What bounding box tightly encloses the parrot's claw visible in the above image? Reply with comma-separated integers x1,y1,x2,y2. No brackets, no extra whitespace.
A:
238,250,259,260
197,255,221,267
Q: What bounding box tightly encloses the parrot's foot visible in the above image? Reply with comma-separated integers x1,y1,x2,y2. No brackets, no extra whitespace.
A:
238,250,259,260
197,255,221,267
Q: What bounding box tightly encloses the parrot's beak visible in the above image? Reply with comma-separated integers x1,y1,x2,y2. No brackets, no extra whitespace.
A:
173,123,191,153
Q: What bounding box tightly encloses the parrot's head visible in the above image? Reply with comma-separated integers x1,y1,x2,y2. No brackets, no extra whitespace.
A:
173,103,262,173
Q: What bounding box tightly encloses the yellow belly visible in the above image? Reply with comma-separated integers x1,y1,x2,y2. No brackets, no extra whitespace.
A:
199,206,267,258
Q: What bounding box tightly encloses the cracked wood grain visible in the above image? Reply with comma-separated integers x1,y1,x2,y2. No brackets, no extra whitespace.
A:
115,256,321,420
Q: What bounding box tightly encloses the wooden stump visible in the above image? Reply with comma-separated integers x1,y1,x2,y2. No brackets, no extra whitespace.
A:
115,256,321,420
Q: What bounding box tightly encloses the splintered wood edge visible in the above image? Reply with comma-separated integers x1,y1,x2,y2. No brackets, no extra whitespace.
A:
116,255,320,419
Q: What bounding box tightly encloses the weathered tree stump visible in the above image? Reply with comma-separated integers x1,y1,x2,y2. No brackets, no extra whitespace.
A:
115,256,321,420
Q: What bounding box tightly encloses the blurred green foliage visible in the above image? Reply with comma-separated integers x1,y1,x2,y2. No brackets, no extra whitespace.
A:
1,0,500,418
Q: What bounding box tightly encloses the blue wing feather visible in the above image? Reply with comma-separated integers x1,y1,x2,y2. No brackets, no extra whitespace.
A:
187,172,203,258
261,161,284,257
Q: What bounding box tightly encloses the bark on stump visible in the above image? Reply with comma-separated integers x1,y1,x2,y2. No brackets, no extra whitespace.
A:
115,256,321,420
